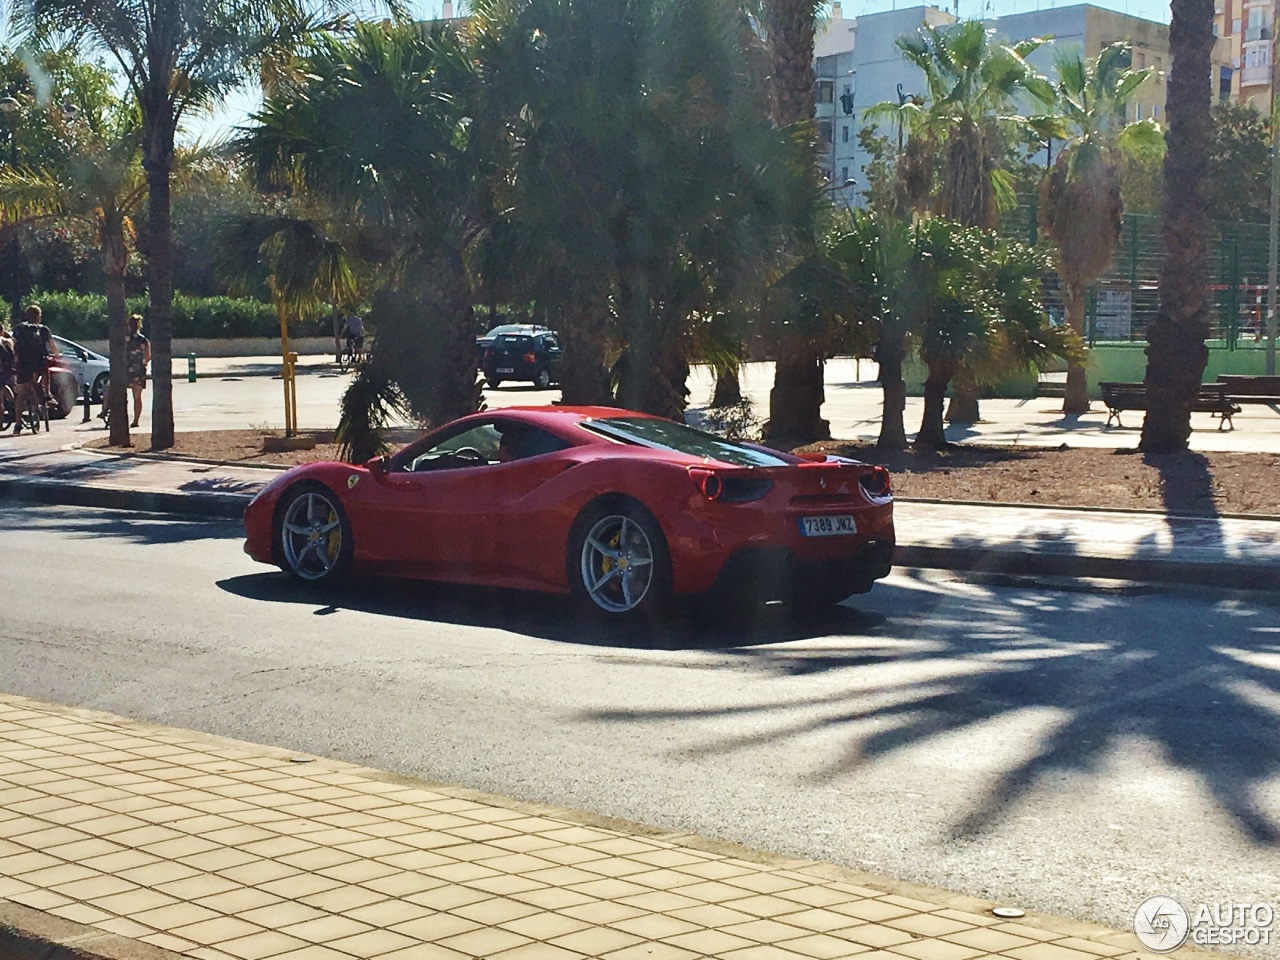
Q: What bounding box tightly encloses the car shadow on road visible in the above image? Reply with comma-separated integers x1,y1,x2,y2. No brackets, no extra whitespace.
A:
215,572,886,651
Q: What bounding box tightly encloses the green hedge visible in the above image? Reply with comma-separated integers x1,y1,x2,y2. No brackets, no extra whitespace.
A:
29,292,333,341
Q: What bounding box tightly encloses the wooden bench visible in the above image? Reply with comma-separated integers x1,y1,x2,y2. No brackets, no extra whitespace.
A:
1099,381,1241,430
1216,375,1280,406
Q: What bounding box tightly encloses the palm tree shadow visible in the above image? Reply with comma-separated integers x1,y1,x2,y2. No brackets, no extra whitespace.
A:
583,557,1280,845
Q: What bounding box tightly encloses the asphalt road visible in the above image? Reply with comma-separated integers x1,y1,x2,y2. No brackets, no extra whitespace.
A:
3,504,1278,951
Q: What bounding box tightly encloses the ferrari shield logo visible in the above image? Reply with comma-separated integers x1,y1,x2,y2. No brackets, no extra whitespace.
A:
347,474,360,489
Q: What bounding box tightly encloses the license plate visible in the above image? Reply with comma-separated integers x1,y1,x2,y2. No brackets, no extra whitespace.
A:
497,367,514,374
799,515,857,537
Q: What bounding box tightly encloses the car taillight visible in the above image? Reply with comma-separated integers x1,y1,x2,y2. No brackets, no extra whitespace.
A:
859,466,892,498
688,468,773,503
484,348,493,361
689,467,723,501
523,352,536,363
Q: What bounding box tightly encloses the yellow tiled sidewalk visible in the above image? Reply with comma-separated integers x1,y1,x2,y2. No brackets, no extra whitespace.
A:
0,694,1214,960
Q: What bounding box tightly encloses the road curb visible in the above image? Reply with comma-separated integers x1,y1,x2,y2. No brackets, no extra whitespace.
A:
0,900,182,960
0,478,249,520
896,544,1279,591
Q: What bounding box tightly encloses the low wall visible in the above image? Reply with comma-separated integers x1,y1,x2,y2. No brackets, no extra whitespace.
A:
903,340,1275,399
80,337,340,358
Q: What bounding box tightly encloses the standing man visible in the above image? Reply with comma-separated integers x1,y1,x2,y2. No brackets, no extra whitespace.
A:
11,303,58,435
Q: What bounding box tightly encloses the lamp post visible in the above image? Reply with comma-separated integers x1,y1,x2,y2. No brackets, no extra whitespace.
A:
0,97,20,165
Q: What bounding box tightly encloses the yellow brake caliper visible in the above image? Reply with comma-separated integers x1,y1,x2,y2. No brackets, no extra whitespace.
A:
601,532,621,575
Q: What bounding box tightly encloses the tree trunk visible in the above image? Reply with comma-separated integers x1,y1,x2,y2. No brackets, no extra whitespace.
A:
945,378,980,424
764,343,830,442
558,304,610,406
1062,284,1091,413
876,341,908,450
102,215,130,448
711,366,743,407
1140,0,1213,453
915,364,952,449
143,109,176,451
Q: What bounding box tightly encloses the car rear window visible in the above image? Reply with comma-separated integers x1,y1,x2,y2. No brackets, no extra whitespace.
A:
581,417,792,467
495,335,533,348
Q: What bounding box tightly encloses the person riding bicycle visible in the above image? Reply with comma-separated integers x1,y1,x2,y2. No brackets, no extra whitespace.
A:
11,304,59,435
341,313,365,359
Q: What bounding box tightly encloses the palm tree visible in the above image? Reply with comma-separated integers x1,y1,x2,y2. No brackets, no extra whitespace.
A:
913,220,1081,448
1039,43,1162,414
759,0,830,442
474,0,794,420
0,55,146,447
1140,0,1214,453
241,19,493,453
869,20,1051,424
17,0,389,449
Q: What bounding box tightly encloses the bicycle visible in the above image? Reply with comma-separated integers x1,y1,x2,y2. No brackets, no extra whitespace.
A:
338,336,366,372
0,381,13,431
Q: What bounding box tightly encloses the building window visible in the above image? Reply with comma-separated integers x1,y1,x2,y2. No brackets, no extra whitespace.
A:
1220,66,1233,100
1152,105,1159,119
1233,17,1242,35
841,166,849,182
818,120,833,144
815,79,834,103
1135,102,1144,120
842,125,849,143
1136,51,1146,68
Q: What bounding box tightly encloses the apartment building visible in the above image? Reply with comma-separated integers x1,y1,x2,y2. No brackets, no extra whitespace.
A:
818,3,1235,203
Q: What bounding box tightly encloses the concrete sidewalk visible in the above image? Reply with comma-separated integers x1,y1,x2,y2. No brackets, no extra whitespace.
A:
0,436,1277,590
0,693,1218,960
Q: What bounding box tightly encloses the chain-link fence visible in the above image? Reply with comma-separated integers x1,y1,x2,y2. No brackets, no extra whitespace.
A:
1003,203,1272,348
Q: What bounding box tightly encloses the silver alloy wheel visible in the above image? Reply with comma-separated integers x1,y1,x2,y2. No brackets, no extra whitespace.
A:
281,491,343,580
579,514,655,613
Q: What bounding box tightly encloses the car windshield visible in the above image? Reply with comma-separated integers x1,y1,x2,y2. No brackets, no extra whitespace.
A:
485,325,530,338
582,417,791,467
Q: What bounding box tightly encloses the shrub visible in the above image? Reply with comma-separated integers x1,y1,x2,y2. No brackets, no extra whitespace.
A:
28,291,334,340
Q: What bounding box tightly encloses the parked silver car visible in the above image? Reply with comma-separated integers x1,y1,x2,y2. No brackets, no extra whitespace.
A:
52,335,111,401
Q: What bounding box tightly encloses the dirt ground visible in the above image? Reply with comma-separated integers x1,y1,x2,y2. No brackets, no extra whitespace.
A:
86,430,1280,517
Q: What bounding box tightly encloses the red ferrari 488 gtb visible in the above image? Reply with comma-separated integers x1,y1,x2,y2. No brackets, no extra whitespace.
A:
243,406,894,617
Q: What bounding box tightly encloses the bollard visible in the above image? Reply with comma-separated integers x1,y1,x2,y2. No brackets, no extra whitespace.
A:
187,352,197,382
81,383,92,423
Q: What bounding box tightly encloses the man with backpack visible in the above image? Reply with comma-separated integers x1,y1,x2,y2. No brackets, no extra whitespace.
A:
11,303,59,435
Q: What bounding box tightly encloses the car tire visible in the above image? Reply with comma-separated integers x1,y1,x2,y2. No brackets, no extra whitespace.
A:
569,499,672,619
534,368,551,390
275,483,353,583
91,373,109,403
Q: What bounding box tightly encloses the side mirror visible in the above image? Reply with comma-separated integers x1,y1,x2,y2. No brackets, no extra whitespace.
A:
77,349,88,361
367,455,388,474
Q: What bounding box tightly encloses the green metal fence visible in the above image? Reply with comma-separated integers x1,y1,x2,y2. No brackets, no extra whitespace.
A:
1002,204,1271,349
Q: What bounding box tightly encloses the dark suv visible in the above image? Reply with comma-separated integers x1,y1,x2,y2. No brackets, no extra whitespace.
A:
482,329,562,389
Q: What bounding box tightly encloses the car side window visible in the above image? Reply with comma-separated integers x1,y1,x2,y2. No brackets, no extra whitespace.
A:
543,336,560,351
501,426,570,462
407,424,502,472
